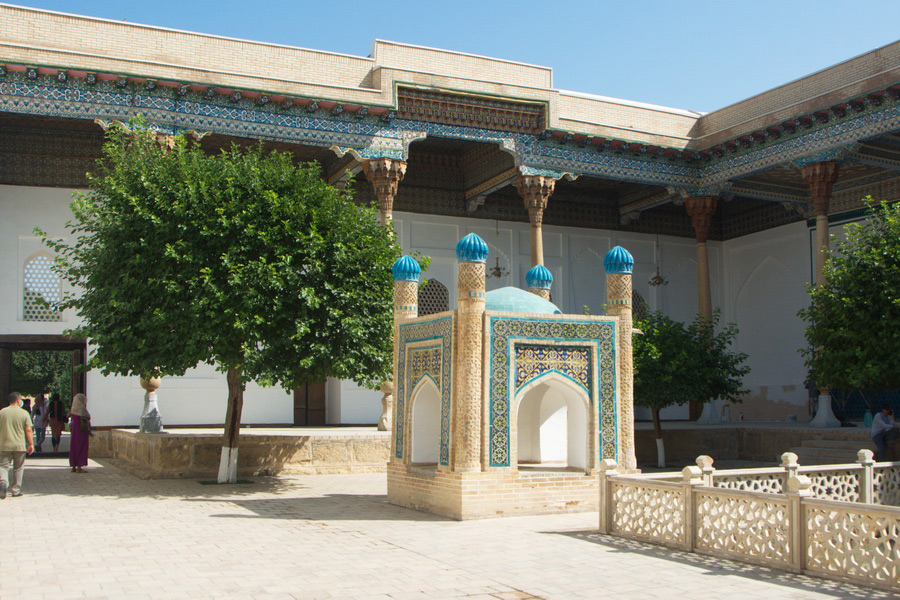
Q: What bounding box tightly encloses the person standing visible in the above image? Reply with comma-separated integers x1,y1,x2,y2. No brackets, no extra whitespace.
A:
32,394,47,453
0,392,35,498
872,404,900,461
68,393,91,473
46,393,67,453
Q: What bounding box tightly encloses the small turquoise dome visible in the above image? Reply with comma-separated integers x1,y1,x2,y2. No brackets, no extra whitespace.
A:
526,265,553,290
603,246,634,274
485,286,562,315
456,233,489,263
391,256,421,281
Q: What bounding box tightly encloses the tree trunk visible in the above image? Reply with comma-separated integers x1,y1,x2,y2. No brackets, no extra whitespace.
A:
652,407,665,468
217,368,244,484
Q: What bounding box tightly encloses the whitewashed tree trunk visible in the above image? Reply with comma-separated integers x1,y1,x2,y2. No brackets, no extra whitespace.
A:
217,368,244,484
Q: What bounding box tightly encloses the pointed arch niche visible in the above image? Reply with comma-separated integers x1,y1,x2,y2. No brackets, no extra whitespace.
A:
409,376,441,464
514,372,590,472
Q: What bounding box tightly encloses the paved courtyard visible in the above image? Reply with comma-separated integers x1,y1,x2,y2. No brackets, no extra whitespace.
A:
0,457,893,600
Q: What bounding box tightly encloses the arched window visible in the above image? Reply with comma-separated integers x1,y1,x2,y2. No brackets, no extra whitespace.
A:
419,279,448,316
632,290,649,322
23,254,61,322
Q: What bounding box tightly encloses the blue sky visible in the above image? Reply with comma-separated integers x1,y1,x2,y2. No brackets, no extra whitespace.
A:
9,0,900,113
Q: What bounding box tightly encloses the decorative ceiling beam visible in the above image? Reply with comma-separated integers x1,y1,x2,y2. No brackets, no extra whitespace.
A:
849,150,900,172
325,152,364,187
464,166,519,213
618,188,678,224
730,183,808,204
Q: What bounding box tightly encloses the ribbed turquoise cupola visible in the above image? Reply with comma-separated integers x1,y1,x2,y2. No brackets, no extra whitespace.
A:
526,264,553,290
456,232,489,263
603,246,634,274
391,255,421,281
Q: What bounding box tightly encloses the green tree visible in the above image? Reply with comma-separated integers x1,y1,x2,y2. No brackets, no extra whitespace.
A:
11,350,72,401
634,310,749,467
41,122,397,482
800,198,900,397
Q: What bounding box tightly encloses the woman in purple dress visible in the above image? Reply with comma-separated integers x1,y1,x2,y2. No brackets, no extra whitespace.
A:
68,393,91,473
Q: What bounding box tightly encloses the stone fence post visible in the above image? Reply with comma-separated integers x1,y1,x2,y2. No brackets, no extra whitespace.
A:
781,451,799,492
696,455,715,486
681,465,703,552
786,474,813,573
857,449,875,504
597,459,617,534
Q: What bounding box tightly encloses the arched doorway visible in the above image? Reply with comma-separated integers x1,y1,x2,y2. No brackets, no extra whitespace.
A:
515,374,589,472
410,378,441,464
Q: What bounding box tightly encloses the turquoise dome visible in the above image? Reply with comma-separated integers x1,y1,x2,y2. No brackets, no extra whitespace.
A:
391,256,420,281
456,233,489,263
603,246,634,274
485,286,562,315
526,265,553,290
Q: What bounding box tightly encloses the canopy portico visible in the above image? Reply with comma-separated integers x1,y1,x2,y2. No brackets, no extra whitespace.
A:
0,4,898,427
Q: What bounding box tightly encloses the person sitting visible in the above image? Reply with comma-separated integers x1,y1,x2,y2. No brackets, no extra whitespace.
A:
871,404,900,461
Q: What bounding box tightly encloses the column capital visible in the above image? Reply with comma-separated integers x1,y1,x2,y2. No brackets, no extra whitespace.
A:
801,161,839,216
514,175,556,223
684,196,718,244
363,158,407,222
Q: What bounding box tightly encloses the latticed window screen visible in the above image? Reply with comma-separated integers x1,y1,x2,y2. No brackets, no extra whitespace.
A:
419,279,449,316
23,255,61,321
632,290,649,322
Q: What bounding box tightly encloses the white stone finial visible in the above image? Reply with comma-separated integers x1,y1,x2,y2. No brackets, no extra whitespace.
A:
780,452,799,468
682,465,703,482
695,455,714,470
857,449,875,463
599,458,617,473
787,474,812,494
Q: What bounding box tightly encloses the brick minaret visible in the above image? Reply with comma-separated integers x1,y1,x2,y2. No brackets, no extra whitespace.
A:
604,246,636,471
388,256,420,437
526,264,553,301
453,233,488,471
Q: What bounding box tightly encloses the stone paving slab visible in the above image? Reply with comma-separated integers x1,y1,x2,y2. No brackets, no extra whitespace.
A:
0,457,894,600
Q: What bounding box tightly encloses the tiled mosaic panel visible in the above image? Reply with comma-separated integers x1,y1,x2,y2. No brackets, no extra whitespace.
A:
396,316,453,465
408,345,442,390
489,316,617,467
514,345,591,393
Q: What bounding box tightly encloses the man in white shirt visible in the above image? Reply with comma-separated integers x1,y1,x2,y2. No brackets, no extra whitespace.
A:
871,404,900,461
0,392,35,498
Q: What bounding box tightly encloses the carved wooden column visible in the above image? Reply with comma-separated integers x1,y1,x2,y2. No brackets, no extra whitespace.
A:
363,158,407,228
802,161,841,427
453,233,488,472
514,175,555,267
802,161,839,288
685,196,718,422
364,158,407,429
684,196,718,321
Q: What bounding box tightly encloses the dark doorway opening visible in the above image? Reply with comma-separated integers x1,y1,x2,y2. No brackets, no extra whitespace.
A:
293,381,326,426
0,335,87,402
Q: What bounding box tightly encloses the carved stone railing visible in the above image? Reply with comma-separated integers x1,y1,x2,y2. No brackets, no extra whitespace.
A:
628,451,898,506
598,452,900,591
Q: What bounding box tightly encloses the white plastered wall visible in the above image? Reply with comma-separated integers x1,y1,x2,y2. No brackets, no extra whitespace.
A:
1,185,292,427
4,183,819,426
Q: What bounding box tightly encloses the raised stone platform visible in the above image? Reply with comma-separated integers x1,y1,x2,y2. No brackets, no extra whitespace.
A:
634,421,898,466
85,422,898,481
102,427,390,479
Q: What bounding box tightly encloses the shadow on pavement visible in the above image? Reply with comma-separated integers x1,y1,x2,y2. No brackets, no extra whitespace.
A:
550,530,891,600
186,493,451,522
